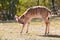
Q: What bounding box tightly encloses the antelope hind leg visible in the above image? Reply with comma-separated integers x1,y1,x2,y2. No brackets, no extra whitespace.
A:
43,18,50,35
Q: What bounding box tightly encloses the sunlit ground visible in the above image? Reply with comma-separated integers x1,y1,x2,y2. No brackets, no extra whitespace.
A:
0,19,60,40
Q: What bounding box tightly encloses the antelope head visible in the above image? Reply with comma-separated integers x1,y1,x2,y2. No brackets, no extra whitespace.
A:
15,15,25,24
15,15,19,22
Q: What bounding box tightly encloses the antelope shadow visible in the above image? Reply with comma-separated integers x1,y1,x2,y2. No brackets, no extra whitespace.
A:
37,34,60,38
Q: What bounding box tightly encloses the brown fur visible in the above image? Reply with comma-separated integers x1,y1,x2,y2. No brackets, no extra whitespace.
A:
15,6,51,35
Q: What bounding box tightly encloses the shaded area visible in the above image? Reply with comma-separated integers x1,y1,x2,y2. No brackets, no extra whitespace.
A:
0,0,19,21
37,34,60,38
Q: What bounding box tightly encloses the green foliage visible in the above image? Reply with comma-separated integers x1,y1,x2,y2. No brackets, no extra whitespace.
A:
17,0,51,16
0,0,60,20
17,0,37,16
17,0,60,16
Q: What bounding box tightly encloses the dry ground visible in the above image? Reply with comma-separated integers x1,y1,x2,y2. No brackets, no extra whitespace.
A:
0,19,60,40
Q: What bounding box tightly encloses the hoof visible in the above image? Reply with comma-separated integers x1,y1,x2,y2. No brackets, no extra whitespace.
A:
26,31,28,33
45,33,49,36
20,31,22,33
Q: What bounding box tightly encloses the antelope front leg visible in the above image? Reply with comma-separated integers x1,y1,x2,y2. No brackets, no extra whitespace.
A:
26,22,30,33
20,24,25,33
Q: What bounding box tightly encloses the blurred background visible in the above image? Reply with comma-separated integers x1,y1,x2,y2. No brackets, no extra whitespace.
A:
0,0,60,40
0,0,60,22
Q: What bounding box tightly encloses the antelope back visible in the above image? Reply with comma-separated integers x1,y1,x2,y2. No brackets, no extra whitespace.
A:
23,6,51,19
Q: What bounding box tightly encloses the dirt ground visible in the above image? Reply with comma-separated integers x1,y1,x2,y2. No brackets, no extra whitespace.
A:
0,19,60,40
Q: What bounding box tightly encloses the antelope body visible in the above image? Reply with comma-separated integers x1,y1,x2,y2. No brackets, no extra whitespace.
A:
15,6,51,35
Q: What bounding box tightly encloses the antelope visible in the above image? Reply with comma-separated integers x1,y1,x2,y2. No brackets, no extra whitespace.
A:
15,6,54,35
